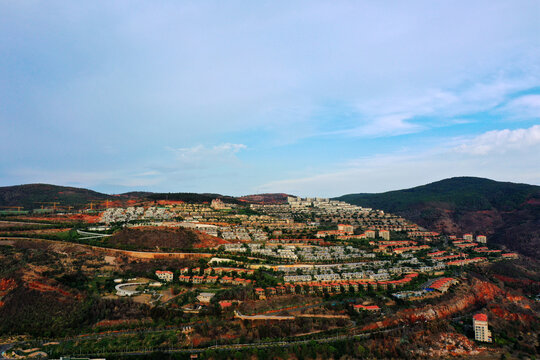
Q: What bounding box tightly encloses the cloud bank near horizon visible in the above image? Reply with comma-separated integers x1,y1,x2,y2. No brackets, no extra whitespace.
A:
1,1,539,195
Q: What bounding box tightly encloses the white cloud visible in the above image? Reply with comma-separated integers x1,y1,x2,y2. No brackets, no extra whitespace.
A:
171,143,246,165
499,94,540,120
259,126,540,196
455,125,540,155
332,113,424,138
7,168,161,190
339,78,540,139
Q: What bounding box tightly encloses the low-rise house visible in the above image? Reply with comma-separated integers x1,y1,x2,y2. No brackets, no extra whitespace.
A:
446,257,486,266
220,276,233,284
379,230,390,240
267,287,277,296
156,270,174,282
425,277,458,292
365,230,376,238
337,224,354,234
197,292,216,304
255,288,266,299
353,304,380,312
178,275,191,283
476,235,487,243
192,275,205,284
286,283,296,294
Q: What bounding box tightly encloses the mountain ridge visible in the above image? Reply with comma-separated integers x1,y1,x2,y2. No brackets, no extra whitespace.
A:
335,177,540,259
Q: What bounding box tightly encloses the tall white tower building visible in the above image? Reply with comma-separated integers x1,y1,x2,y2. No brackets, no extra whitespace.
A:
473,313,492,342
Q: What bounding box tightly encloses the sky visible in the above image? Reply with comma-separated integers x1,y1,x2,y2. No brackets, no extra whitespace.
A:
1,1,540,197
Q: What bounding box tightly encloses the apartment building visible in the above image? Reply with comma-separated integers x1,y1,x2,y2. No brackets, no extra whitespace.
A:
473,313,492,342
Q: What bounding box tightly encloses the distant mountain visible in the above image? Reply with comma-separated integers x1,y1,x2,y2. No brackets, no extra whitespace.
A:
146,192,241,204
0,184,249,209
336,177,540,259
238,193,290,204
0,184,111,210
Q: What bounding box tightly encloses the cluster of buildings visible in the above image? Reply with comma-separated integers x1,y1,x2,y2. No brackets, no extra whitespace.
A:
156,267,255,286
286,196,370,213
392,277,459,300
222,243,299,260
255,273,419,300
100,206,174,223
296,245,375,262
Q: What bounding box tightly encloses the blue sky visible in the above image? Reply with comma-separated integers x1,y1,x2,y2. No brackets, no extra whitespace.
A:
1,1,540,196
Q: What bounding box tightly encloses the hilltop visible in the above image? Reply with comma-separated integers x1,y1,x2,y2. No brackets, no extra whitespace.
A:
336,177,540,259
0,183,111,210
0,184,291,209
237,193,290,204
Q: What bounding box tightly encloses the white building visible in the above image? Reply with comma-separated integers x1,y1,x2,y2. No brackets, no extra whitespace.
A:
156,270,174,282
476,235,487,244
473,314,492,342
197,292,216,304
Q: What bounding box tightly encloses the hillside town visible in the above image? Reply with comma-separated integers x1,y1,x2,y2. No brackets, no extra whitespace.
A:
0,194,534,359
92,196,520,305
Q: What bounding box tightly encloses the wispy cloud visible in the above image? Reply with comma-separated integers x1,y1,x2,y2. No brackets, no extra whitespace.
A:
455,125,540,155
498,94,540,120
335,78,540,139
331,114,424,138
1,1,539,193
170,143,246,167
259,125,540,196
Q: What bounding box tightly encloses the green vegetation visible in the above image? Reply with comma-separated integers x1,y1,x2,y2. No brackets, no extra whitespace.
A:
336,177,540,213
147,192,240,204
0,183,111,210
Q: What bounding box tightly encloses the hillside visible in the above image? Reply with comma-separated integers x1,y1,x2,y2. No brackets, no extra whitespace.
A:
336,177,540,259
146,192,240,204
237,193,290,204
0,184,292,210
0,184,111,210
105,227,230,251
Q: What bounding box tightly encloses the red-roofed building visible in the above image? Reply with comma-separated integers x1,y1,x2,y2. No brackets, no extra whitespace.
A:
473,313,488,322
473,313,492,342
219,301,233,309
428,251,445,257
155,270,173,282
255,288,266,299
192,275,205,284
337,224,354,234
353,304,380,312
178,275,191,283
427,277,458,292
446,257,486,266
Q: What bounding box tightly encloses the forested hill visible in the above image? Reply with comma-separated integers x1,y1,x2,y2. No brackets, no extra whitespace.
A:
0,183,110,209
0,184,275,209
336,177,540,259
146,192,240,204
